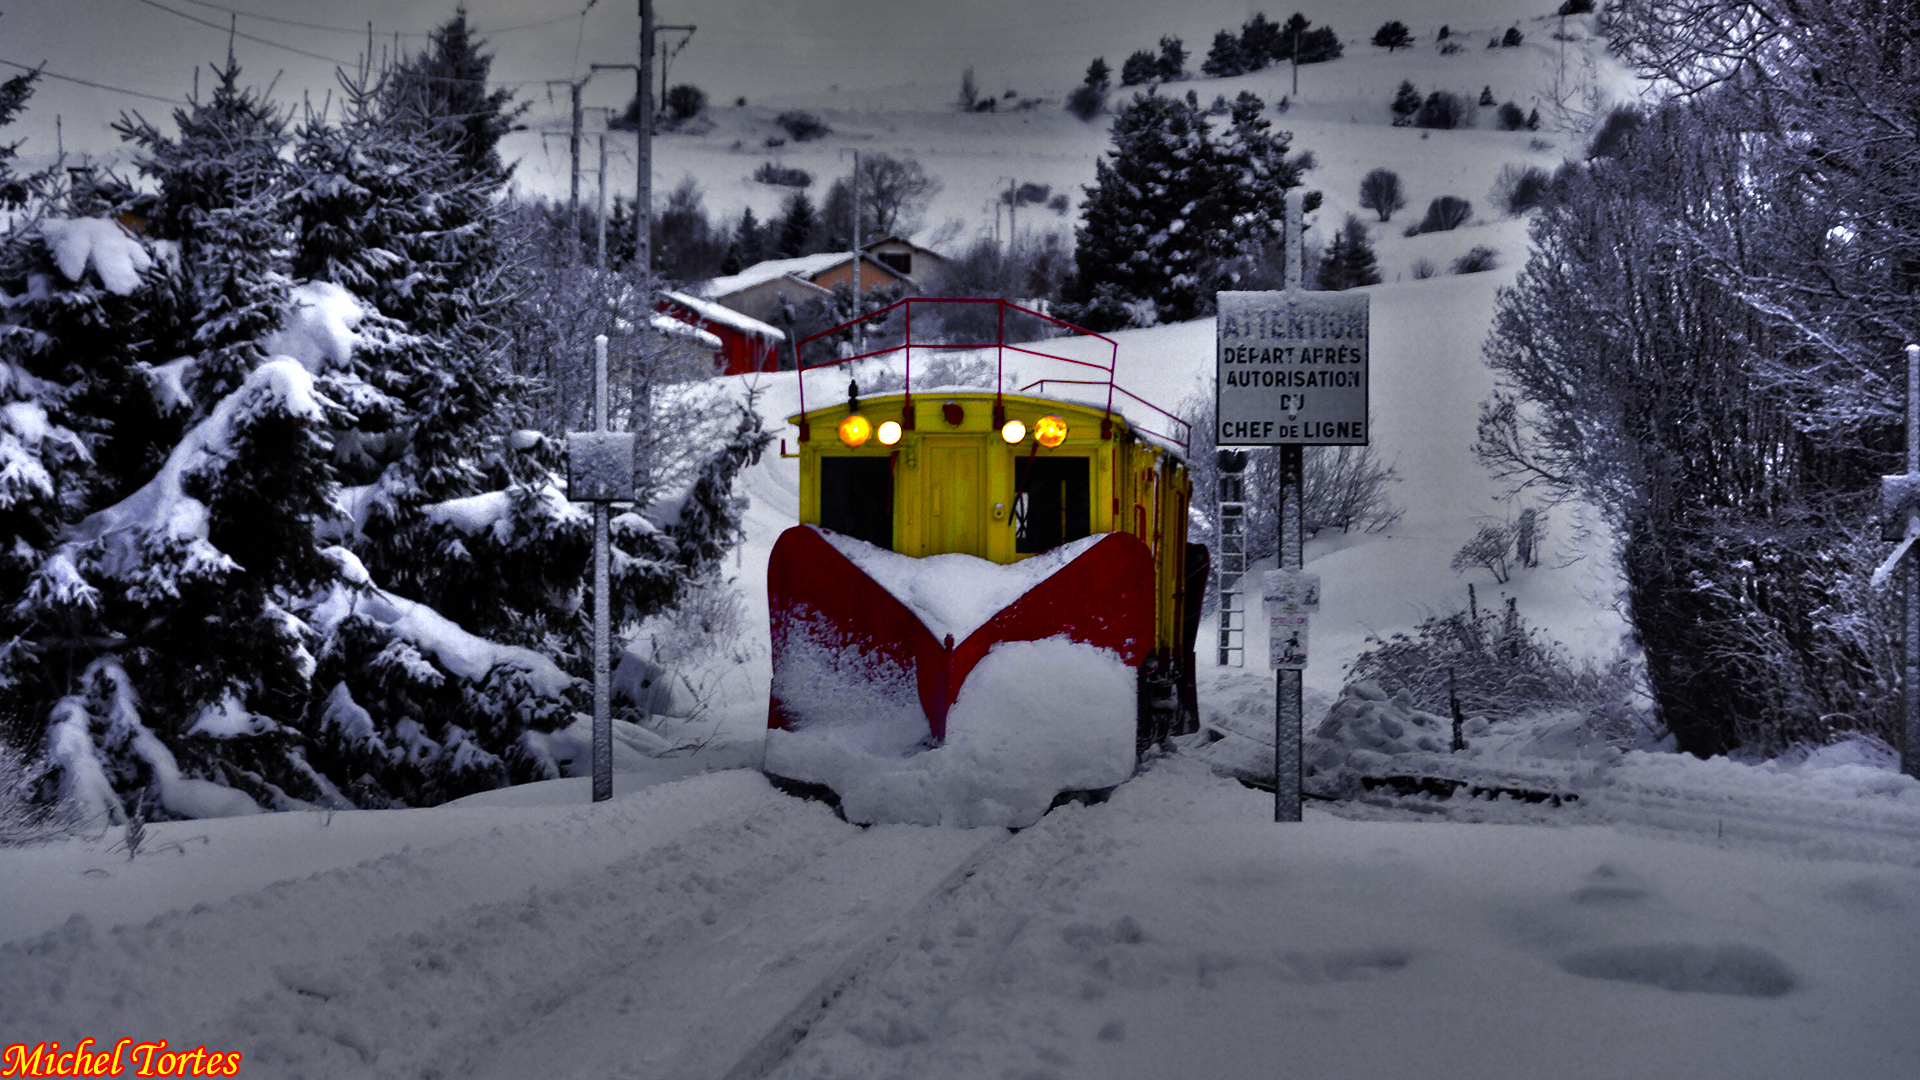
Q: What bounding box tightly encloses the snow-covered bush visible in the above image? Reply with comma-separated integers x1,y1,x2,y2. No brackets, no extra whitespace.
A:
1182,387,1401,605
1452,523,1518,582
1451,246,1500,274
1358,167,1407,222
0,741,75,845
1065,83,1106,121
752,162,812,187
1491,164,1552,215
1372,22,1414,52
1345,596,1639,736
1411,195,1474,234
775,110,830,142
664,83,707,122
1416,91,1475,130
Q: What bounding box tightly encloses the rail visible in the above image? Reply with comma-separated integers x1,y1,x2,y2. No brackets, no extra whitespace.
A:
792,297,1191,452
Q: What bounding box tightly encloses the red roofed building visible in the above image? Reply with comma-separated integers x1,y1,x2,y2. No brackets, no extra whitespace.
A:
656,290,786,374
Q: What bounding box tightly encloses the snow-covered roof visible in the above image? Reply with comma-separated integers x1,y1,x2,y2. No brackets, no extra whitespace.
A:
697,253,851,299
695,251,910,302
658,290,785,340
649,312,725,350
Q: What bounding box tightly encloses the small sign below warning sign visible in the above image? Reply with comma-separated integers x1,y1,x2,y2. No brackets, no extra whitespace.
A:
1270,614,1308,669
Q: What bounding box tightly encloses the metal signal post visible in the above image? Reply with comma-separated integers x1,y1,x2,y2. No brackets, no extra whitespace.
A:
567,336,636,802
1275,444,1304,821
1215,188,1368,823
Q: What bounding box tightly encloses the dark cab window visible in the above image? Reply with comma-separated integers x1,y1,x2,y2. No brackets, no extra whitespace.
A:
1014,457,1090,553
820,457,893,550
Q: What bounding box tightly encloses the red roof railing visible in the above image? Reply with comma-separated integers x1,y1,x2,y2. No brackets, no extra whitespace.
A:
792,297,1190,452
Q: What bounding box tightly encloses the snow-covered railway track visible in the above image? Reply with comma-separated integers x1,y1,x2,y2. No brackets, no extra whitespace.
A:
0,775,991,1080
1235,744,1920,869
1590,774,1920,869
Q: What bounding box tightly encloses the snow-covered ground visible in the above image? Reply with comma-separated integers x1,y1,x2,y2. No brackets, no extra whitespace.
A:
10,12,1920,1078
6,760,1920,1079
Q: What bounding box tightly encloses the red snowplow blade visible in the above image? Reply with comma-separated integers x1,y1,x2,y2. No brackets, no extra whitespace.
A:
768,526,1155,741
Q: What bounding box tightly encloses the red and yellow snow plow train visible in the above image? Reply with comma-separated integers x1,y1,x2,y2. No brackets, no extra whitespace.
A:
768,298,1206,757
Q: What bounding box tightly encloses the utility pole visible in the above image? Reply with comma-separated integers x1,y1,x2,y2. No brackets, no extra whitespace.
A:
566,336,635,804
656,24,696,113
1002,177,1019,251
589,59,641,268
637,0,654,276
597,128,611,268
545,77,591,248
570,80,584,234
841,149,863,349
1291,25,1300,98
584,106,617,268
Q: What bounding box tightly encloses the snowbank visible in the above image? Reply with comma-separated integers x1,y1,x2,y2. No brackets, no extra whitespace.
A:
766,637,1136,827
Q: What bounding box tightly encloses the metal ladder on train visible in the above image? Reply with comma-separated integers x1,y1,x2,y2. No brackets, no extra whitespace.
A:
1216,472,1247,666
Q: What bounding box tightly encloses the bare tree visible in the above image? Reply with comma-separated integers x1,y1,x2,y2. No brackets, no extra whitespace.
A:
855,153,942,237
1357,168,1406,222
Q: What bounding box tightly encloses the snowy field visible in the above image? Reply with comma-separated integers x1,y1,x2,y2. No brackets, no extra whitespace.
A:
5,762,1920,1079
9,8,1920,1077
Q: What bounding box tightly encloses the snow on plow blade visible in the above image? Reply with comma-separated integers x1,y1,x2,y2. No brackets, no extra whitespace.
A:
767,525,1154,741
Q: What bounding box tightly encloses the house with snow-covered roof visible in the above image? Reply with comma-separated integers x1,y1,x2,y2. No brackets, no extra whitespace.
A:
655,290,785,375
859,235,951,292
691,250,918,330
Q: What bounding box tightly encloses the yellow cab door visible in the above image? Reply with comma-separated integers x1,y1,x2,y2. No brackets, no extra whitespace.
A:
924,438,984,558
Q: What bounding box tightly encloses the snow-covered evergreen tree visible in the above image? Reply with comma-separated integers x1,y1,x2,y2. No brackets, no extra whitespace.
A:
379,7,525,190
775,190,818,258
1318,215,1381,290
1119,50,1159,87
1202,32,1249,78
2,40,770,821
1058,91,1310,329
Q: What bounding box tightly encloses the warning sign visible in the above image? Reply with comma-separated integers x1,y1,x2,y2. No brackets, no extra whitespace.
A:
1216,291,1369,446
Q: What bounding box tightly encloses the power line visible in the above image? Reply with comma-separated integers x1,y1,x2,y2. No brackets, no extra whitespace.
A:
0,57,183,105
163,0,594,38
163,0,422,37
125,0,571,89
130,0,356,65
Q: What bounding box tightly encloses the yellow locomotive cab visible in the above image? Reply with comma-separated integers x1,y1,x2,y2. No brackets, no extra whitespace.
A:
766,299,1207,816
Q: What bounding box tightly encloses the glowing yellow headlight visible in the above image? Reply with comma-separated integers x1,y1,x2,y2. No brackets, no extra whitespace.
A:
1034,415,1068,448
876,419,903,445
838,414,872,447
1000,418,1027,444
